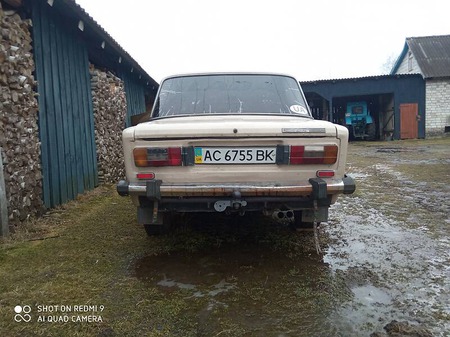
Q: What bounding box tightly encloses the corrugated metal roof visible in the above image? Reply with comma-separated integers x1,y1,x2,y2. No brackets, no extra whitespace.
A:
300,73,421,85
406,35,450,78
61,0,158,88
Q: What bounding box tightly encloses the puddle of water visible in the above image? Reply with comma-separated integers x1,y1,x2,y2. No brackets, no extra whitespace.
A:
375,147,428,154
156,276,235,298
157,277,197,290
325,164,450,336
191,279,236,298
351,285,391,305
134,242,353,336
347,172,369,179
135,244,320,291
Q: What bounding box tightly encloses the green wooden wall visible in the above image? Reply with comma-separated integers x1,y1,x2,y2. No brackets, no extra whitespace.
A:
31,0,98,208
121,71,147,126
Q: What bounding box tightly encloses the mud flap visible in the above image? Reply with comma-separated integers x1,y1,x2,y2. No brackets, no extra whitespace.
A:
302,208,328,223
306,177,329,222
146,180,162,200
139,180,164,224
137,205,163,225
309,178,327,201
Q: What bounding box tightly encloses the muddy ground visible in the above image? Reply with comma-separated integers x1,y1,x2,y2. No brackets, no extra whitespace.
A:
324,139,449,336
0,138,449,337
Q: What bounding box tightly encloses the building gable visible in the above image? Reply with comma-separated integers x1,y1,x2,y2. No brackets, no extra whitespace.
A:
392,44,421,75
392,35,450,78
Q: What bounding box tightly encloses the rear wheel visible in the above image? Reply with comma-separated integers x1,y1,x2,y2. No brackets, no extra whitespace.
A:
366,123,376,140
143,212,180,236
346,125,355,141
144,224,166,236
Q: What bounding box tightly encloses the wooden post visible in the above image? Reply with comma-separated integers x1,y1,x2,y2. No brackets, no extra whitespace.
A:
0,148,9,236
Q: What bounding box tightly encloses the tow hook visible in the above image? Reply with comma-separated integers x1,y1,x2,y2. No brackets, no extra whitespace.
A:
214,200,248,212
214,190,247,212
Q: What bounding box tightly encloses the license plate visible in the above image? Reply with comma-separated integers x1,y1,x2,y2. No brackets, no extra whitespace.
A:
195,147,276,164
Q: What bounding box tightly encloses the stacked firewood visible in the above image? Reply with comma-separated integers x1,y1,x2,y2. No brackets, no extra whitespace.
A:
0,4,44,223
90,65,127,184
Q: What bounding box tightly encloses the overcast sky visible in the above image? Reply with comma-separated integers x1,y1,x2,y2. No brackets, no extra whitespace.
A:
75,0,449,83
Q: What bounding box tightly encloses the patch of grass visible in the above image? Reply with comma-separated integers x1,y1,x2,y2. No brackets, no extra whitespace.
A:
0,185,199,336
1,184,352,337
3,138,447,336
343,138,450,227
395,162,449,185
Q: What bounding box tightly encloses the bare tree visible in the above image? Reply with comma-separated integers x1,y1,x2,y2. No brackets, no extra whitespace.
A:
381,54,398,74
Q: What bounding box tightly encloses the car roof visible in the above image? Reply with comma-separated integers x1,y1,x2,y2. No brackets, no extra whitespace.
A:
161,72,298,82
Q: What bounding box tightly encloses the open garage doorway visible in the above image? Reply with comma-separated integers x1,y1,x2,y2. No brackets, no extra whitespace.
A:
306,92,330,121
332,94,394,141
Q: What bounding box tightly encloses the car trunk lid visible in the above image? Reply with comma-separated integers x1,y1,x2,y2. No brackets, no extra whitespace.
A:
133,115,338,139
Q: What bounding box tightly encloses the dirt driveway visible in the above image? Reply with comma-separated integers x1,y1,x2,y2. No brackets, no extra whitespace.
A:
0,138,449,337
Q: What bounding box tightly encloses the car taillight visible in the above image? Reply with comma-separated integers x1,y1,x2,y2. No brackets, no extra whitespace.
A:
133,147,182,167
316,170,335,178
136,173,155,180
289,145,338,165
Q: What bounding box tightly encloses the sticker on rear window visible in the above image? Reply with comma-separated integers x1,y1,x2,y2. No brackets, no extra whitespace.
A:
290,105,307,114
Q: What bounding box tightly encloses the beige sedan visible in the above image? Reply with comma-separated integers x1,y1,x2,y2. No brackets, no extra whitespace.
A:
117,73,355,235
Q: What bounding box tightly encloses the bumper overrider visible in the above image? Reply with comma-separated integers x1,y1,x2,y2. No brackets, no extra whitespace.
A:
117,176,356,213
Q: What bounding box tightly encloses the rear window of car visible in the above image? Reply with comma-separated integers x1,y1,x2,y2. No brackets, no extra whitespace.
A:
152,74,310,118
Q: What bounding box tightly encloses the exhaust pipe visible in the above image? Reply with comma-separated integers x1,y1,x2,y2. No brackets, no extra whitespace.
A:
272,210,295,222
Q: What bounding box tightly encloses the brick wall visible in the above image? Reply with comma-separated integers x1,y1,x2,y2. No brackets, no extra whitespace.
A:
425,79,450,137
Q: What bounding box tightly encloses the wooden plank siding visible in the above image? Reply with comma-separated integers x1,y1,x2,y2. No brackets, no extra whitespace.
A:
400,103,419,139
31,0,97,208
121,71,147,126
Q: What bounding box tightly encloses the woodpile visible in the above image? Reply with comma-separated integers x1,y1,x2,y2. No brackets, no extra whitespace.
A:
0,3,44,223
90,66,127,184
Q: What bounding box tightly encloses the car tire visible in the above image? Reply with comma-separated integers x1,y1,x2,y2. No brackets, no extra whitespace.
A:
346,125,355,141
143,212,177,236
143,224,166,236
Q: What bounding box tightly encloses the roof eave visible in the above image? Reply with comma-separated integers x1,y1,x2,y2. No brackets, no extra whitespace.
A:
390,42,409,75
60,0,158,88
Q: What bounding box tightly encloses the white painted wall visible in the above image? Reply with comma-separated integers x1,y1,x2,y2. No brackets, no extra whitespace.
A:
395,49,421,74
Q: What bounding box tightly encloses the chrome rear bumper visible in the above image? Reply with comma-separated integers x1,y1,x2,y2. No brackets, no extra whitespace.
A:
117,176,355,198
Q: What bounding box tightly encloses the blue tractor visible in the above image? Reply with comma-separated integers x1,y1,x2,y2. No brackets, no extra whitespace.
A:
345,101,376,140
